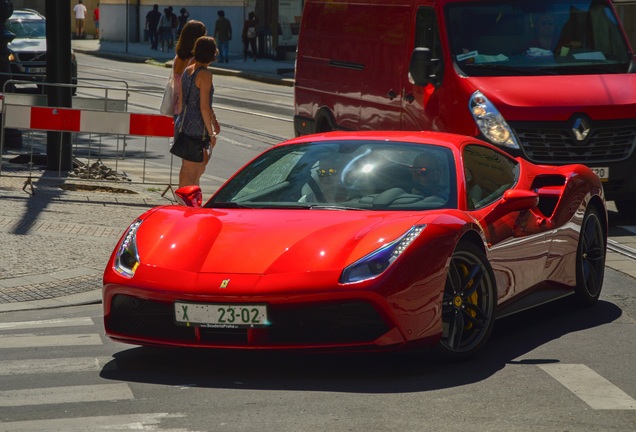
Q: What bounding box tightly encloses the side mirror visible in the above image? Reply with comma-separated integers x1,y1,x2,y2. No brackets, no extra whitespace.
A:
175,185,203,207
485,189,539,223
408,47,440,86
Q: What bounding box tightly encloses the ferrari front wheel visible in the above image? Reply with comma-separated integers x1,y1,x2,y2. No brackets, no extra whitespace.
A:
437,242,496,361
574,206,606,306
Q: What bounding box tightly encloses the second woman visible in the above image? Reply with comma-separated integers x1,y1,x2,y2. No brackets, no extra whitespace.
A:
174,36,221,188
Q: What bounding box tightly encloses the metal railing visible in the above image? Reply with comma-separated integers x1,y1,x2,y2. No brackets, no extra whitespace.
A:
0,80,180,198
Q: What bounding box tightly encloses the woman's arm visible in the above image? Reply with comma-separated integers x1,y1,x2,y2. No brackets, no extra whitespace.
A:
197,70,220,138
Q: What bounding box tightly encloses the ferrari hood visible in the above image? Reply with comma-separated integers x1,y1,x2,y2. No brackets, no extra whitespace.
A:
134,207,426,275
467,74,636,122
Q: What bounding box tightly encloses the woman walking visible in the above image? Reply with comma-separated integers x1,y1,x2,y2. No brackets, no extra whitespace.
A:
174,36,221,188
242,12,259,61
158,8,172,52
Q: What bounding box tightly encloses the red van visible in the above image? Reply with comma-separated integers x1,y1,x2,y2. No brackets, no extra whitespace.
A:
294,0,636,217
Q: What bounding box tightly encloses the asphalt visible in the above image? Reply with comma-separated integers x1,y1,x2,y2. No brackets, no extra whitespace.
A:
1,39,634,313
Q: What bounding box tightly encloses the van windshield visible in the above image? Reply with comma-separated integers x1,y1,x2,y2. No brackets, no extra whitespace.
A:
446,0,633,76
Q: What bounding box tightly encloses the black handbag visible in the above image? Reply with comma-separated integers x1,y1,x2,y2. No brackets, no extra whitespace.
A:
171,133,207,162
170,68,209,163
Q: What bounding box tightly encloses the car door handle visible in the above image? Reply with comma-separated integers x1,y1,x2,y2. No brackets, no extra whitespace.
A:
387,89,397,100
404,93,415,103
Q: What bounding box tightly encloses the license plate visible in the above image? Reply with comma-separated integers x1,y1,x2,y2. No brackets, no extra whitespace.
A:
590,167,609,181
174,302,268,328
26,67,46,73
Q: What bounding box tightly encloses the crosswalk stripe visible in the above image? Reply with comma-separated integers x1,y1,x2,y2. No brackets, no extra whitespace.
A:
539,364,636,410
0,317,94,330
0,384,134,407
0,333,102,348
0,357,113,375
0,413,186,432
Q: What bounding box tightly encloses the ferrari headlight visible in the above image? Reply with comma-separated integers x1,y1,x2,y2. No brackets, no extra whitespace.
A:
114,220,142,278
341,225,426,284
469,91,519,149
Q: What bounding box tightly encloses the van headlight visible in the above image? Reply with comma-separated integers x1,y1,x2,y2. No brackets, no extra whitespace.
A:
469,91,519,149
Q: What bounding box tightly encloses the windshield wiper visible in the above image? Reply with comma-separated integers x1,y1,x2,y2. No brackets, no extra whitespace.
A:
208,202,253,209
308,204,364,211
465,63,554,75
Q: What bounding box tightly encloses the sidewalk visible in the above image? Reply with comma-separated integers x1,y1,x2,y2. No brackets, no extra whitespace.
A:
71,38,296,86
0,39,295,313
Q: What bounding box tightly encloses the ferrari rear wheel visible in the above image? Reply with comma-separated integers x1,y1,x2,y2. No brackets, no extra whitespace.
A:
437,242,496,360
574,207,606,306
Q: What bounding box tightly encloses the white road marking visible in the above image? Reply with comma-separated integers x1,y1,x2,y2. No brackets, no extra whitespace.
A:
539,364,636,410
0,384,134,407
0,357,113,375
0,333,102,348
0,317,94,330
0,413,186,431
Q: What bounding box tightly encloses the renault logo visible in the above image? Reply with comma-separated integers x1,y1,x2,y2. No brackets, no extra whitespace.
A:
572,117,591,141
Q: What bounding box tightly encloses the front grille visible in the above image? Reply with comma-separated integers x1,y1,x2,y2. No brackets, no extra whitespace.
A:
512,119,636,164
107,295,389,346
107,295,195,341
267,301,389,344
15,52,46,62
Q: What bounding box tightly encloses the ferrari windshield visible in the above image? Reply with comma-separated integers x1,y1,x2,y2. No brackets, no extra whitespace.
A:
447,0,633,76
209,141,458,210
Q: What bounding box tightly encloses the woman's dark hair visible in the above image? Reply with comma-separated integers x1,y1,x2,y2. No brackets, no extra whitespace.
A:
176,20,207,59
193,36,218,64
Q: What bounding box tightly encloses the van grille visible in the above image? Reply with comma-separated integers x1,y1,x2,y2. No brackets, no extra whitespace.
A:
512,120,636,164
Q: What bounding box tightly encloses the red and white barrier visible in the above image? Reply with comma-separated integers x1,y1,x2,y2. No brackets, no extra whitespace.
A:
3,105,174,138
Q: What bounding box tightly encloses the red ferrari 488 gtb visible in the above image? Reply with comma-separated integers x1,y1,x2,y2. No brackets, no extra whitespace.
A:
103,131,607,359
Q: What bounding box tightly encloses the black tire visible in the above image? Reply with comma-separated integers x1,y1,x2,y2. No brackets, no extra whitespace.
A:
614,199,636,220
436,242,496,360
574,206,606,306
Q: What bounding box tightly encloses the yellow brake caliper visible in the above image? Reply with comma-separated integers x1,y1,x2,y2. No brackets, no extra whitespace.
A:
455,263,478,330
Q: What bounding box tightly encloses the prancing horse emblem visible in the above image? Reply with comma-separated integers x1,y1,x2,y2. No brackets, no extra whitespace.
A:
220,279,230,289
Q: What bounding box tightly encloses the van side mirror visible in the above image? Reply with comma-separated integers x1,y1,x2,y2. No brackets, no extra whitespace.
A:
409,47,440,86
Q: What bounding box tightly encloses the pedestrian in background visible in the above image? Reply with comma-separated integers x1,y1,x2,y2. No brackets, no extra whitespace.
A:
168,6,178,49
176,7,190,40
73,0,87,39
171,20,207,117
146,4,161,50
214,10,232,63
242,11,259,61
93,3,100,40
175,36,221,188
158,8,173,52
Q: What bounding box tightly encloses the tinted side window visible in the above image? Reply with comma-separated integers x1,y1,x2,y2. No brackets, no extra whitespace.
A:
463,144,519,209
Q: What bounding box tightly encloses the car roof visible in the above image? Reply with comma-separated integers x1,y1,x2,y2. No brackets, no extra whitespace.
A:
9,9,45,21
281,131,490,153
